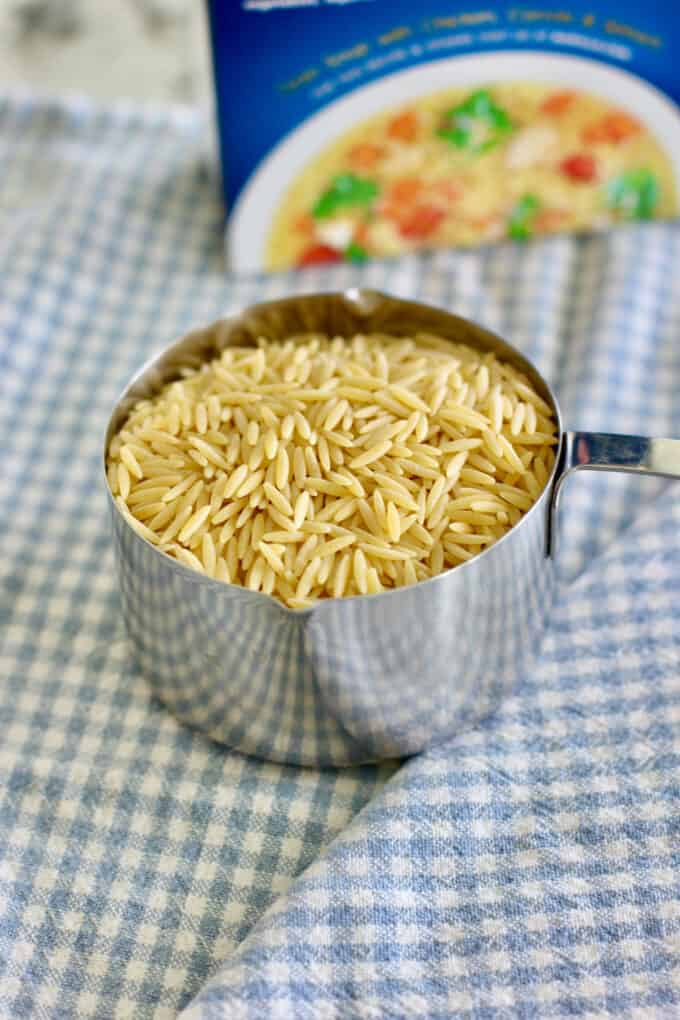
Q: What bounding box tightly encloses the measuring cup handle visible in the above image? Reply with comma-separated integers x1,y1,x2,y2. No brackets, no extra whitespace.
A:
548,431,680,557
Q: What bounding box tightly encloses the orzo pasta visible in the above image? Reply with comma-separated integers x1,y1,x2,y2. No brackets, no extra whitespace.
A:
107,332,558,609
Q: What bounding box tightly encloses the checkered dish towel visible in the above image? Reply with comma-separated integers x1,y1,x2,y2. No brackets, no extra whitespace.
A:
2,96,680,1020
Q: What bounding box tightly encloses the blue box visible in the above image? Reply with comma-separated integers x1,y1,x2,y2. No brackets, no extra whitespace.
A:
207,1,680,272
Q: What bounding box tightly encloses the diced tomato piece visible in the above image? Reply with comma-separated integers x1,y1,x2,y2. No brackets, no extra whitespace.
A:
386,178,422,204
387,110,419,142
560,152,597,182
294,212,315,235
610,112,643,139
348,142,385,170
398,205,446,240
540,91,576,115
297,243,343,266
382,180,458,235
582,111,641,144
381,180,419,226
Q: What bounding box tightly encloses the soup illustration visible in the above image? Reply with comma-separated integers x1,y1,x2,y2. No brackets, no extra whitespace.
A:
266,83,677,269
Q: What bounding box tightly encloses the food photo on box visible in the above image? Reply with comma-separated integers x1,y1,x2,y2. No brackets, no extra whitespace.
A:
206,0,680,270
4,2,680,1018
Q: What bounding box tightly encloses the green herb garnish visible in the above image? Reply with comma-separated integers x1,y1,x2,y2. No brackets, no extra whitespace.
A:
605,169,659,221
507,194,541,241
345,242,369,263
438,89,513,154
313,173,379,219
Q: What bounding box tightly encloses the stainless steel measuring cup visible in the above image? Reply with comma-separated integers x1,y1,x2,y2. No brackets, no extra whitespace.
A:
104,290,680,766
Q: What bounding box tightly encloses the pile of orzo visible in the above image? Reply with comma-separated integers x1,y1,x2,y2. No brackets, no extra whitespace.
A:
107,332,558,608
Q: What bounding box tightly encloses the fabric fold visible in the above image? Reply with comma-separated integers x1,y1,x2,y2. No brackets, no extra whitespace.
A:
183,495,680,1019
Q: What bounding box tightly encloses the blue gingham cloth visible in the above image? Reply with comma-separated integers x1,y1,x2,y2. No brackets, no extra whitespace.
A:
1,94,680,1019
187,494,680,1019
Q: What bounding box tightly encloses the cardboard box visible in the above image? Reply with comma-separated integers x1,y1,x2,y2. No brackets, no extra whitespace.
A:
206,1,680,272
